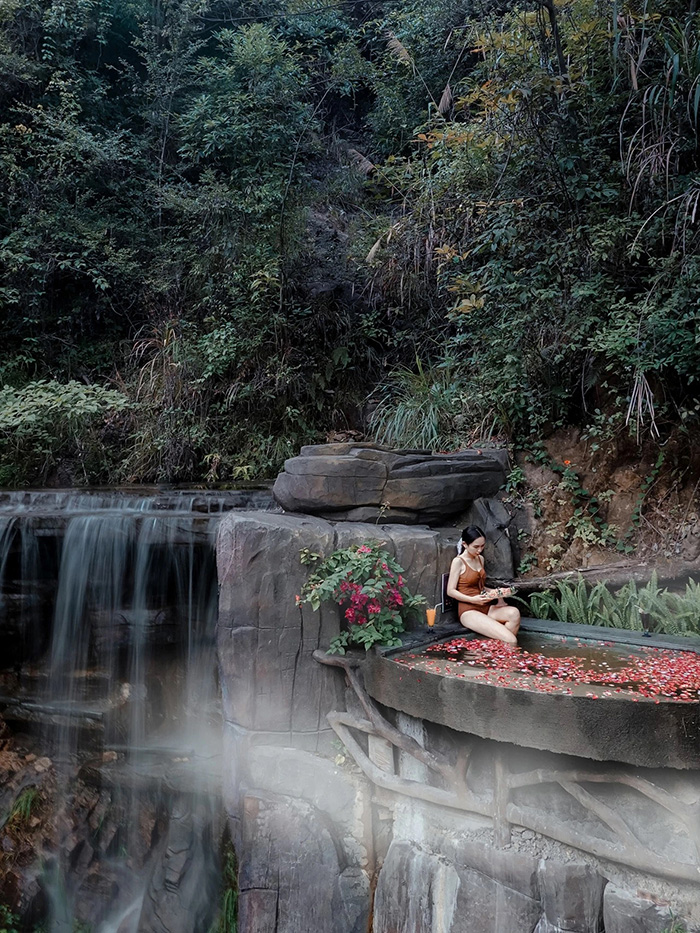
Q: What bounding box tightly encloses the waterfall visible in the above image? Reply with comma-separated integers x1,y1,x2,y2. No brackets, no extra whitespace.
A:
0,487,276,931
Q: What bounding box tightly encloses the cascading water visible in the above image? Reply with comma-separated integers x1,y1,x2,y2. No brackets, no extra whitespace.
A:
0,488,276,931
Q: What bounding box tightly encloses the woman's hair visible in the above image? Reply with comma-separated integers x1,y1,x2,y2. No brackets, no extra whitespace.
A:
457,525,485,553
461,525,485,544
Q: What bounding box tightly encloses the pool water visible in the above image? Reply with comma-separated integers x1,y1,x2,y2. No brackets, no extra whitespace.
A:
393,633,700,703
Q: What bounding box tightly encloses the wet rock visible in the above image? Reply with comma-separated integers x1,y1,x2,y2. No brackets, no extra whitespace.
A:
237,890,278,931
537,861,606,932
451,864,542,933
216,511,342,739
373,838,544,933
73,871,120,927
456,838,540,896
244,746,370,865
137,795,219,933
373,837,609,933
333,866,371,933
603,884,675,933
6,865,46,929
373,840,460,933
272,444,506,525
237,792,356,933
71,840,95,874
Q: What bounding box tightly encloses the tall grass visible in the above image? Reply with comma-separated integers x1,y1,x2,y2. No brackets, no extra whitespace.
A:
369,361,496,450
528,573,700,637
9,786,38,825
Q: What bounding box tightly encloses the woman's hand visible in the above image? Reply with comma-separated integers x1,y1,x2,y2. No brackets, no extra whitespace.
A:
469,592,493,605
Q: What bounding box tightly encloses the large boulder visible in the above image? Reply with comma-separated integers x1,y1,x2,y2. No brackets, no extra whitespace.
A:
536,861,606,932
272,444,507,525
372,840,461,933
462,497,514,581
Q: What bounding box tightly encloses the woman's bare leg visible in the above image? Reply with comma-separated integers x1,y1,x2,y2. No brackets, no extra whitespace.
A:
459,609,518,645
504,618,520,637
489,604,520,628
489,605,520,638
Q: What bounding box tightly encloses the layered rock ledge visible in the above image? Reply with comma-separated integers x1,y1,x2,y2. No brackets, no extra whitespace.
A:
272,443,508,524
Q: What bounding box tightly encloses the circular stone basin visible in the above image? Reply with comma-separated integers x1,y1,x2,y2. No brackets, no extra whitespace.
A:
363,621,700,769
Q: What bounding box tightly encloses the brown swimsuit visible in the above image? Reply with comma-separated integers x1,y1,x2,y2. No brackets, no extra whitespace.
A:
455,556,493,616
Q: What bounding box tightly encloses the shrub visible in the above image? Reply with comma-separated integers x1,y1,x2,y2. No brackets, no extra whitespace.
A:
0,380,129,484
298,542,426,653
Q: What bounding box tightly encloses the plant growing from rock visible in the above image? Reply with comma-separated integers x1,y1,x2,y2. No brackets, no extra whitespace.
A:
298,542,425,654
660,919,687,933
212,839,238,933
8,786,38,826
0,905,19,933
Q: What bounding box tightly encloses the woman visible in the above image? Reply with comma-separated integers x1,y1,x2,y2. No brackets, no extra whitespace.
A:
446,525,520,645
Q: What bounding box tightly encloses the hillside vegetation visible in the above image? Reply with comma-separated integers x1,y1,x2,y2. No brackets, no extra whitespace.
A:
1,0,699,485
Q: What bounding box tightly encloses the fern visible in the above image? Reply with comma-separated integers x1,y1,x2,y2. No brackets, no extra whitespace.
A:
526,574,700,636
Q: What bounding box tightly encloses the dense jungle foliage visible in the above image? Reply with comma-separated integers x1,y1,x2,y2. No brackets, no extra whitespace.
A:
1,0,699,484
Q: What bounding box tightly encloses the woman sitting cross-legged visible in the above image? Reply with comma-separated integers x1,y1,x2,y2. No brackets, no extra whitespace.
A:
446,525,520,645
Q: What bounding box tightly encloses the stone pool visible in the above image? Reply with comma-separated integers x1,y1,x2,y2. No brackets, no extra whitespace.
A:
363,619,700,769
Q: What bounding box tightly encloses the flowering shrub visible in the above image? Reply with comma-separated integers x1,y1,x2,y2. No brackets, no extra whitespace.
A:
297,542,426,654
